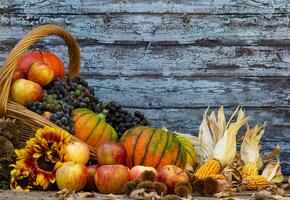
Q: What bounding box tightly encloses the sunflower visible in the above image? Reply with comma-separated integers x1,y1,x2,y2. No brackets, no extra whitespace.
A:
11,126,71,190
10,162,34,192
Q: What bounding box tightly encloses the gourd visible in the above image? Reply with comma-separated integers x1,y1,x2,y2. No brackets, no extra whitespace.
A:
119,126,197,170
73,108,118,147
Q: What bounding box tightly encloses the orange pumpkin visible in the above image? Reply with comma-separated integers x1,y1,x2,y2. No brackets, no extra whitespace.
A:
73,108,118,147
119,126,197,170
14,50,65,80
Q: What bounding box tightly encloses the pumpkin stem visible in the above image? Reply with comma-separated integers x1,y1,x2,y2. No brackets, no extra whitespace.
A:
161,127,168,132
98,110,108,120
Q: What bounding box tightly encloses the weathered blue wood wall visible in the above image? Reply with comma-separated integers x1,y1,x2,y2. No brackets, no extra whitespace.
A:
0,1,289,173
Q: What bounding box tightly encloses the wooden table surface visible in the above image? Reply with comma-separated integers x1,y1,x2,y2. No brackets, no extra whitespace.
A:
1,190,290,200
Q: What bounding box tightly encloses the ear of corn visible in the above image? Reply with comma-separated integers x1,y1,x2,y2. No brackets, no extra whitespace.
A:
194,159,222,180
240,123,272,190
242,163,259,178
195,107,248,180
242,175,268,190
208,173,227,181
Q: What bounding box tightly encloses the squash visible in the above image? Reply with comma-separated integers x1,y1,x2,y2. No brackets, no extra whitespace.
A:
73,108,118,147
14,50,65,80
119,126,197,170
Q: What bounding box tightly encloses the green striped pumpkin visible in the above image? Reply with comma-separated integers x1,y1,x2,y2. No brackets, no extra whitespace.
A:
73,108,118,147
119,126,197,170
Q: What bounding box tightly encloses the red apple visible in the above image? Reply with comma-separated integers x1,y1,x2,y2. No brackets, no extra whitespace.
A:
96,141,127,165
56,161,88,192
157,165,189,193
28,62,54,86
12,69,25,82
63,141,90,165
84,165,99,191
94,165,131,194
16,50,42,75
10,79,43,105
130,165,158,181
15,50,65,78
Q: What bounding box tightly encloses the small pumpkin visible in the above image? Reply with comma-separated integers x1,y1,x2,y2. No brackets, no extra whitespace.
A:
119,126,197,170
14,50,65,80
73,108,118,147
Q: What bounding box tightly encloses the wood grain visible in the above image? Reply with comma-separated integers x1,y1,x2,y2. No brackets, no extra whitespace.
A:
1,0,289,14
2,190,290,200
124,107,290,141
1,44,289,77
0,0,289,173
84,77,290,108
0,13,289,45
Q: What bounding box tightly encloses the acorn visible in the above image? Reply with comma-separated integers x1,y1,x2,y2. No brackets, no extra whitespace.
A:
123,180,140,195
203,177,219,195
191,178,204,194
137,180,155,193
153,181,167,195
141,170,157,182
174,182,192,198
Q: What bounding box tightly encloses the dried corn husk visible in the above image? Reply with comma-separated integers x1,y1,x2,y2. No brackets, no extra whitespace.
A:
198,107,215,159
263,145,281,165
213,107,248,166
240,123,266,169
262,161,284,184
194,106,248,180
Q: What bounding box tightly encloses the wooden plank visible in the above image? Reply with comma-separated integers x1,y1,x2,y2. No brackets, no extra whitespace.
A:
124,107,290,142
0,13,289,45
82,77,290,108
1,0,289,14
1,44,289,77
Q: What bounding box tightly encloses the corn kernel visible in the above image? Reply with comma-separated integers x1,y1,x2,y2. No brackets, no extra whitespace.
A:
209,173,227,181
194,159,222,180
243,175,268,190
242,163,259,178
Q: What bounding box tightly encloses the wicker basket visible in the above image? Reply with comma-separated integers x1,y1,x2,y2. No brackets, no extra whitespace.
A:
0,24,97,158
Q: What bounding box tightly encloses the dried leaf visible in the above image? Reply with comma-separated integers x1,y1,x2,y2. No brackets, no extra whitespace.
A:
271,195,289,200
106,194,122,200
214,190,232,198
251,190,272,199
262,161,284,184
55,189,75,198
78,192,94,198
130,188,146,199
223,165,242,183
263,145,281,164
